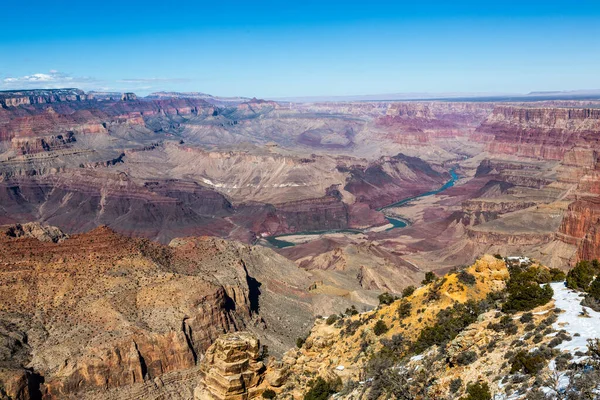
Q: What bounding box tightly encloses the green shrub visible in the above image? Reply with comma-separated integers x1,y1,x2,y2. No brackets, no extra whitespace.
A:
519,312,533,323
345,305,359,316
373,320,389,336
401,285,416,298
427,287,442,302
458,270,476,285
304,377,336,400
502,266,553,313
326,315,339,325
262,389,277,399
422,271,437,285
510,350,546,375
566,261,596,291
549,268,566,282
588,277,600,301
378,292,396,306
411,300,488,353
494,254,503,260
397,300,412,319
461,381,491,400
489,315,518,335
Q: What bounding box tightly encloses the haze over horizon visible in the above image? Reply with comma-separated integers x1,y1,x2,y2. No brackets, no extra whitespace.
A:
2,0,600,98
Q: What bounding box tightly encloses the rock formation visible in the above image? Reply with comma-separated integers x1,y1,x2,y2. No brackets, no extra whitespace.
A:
196,332,267,400
0,224,312,399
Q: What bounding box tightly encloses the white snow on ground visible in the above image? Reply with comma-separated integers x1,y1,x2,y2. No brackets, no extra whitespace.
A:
496,281,600,399
549,281,600,358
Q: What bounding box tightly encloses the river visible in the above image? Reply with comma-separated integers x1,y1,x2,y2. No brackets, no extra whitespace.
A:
264,167,458,248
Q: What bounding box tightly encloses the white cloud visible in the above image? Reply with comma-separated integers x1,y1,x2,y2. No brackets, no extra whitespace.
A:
0,71,194,96
0,70,96,90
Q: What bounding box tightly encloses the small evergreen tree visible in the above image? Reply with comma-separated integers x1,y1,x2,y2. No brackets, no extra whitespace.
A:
378,292,395,305
588,276,600,301
401,285,416,298
422,271,437,285
566,260,595,291
502,266,553,312
373,320,389,336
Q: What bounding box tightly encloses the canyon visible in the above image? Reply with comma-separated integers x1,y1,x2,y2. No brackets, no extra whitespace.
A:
2,88,600,398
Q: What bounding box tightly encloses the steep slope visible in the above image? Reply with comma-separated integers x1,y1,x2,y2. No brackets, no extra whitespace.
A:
0,224,313,399
270,255,509,397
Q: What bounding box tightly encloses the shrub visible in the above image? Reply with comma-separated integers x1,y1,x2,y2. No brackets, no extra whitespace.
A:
566,261,596,291
427,287,442,302
494,254,503,260
510,350,546,375
262,389,277,399
456,350,478,366
373,320,389,336
401,285,416,298
380,334,405,353
397,300,412,319
411,300,488,353
422,271,437,285
502,266,554,313
461,381,491,400
342,320,363,336
548,337,563,348
326,315,339,325
520,312,533,323
554,352,572,371
588,277,600,300
378,292,396,305
524,323,536,331
458,270,477,285
303,376,340,400
450,378,463,393
489,315,518,335
344,305,359,316
549,268,566,282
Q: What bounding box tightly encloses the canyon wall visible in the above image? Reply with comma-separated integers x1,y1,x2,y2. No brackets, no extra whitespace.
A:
0,224,312,399
476,106,600,160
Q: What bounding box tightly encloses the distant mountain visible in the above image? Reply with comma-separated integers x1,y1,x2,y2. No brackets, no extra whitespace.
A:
145,91,250,106
271,90,600,103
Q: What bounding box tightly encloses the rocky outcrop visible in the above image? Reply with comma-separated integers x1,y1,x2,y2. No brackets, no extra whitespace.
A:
0,225,313,399
476,106,600,160
2,222,68,242
121,93,138,101
0,107,108,143
557,196,600,263
275,255,509,397
467,228,555,246
459,200,536,226
196,332,266,400
0,89,92,108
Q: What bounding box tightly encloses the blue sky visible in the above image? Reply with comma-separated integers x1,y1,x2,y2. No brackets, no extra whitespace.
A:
1,0,600,97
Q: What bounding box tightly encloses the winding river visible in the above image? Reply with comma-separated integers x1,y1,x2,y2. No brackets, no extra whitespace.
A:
264,168,458,248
